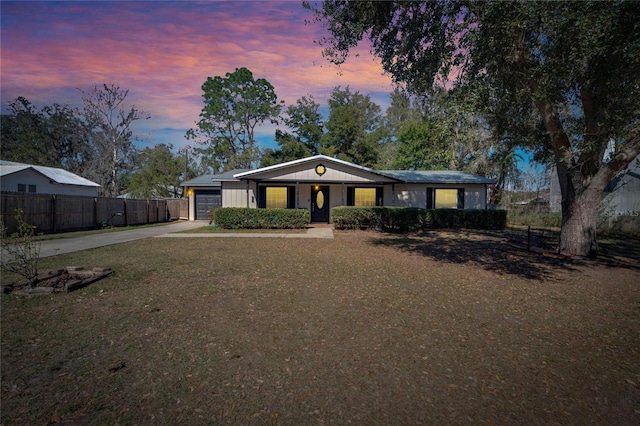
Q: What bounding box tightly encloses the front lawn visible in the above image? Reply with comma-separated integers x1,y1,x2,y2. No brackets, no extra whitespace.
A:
1,230,639,424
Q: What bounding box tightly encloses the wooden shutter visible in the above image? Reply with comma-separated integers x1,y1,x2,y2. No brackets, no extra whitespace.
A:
258,186,266,208
457,188,465,209
287,186,295,209
426,187,434,209
347,187,355,206
376,187,384,206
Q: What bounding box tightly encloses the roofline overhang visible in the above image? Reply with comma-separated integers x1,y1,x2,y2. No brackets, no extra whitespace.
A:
180,182,223,188
1,165,101,187
247,179,394,185
233,155,402,182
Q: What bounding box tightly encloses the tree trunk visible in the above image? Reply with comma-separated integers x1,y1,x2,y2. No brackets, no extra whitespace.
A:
559,185,600,257
531,94,605,258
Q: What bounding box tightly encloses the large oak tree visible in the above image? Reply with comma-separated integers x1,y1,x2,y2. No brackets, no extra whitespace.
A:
308,0,640,256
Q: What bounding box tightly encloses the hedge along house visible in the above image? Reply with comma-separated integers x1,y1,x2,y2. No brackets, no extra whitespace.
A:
181,155,493,223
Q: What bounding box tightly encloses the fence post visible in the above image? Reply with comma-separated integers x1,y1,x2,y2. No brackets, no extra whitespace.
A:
124,199,128,227
51,194,56,233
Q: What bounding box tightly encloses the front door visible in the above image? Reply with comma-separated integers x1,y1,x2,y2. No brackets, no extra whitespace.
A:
311,185,330,223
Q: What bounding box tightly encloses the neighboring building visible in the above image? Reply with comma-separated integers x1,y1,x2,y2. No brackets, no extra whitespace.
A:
550,154,640,219
601,155,640,227
549,165,562,213
0,160,100,197
181,155,492,222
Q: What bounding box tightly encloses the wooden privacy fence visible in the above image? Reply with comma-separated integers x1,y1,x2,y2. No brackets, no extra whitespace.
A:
0,192,185,235
166,198,188,221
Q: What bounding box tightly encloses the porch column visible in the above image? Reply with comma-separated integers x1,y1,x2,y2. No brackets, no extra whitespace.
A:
392,183,396,206
246,180,250,208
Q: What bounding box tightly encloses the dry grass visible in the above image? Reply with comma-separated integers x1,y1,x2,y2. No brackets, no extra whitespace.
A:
1,230,639,425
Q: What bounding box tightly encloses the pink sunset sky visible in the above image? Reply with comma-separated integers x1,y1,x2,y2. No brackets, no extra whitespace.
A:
1,0,396,151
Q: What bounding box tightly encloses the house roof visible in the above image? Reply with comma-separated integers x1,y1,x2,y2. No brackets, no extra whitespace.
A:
181,169,249,187
182,156,493,187
0,160,101,187
233,155,397,181
379,170,493,184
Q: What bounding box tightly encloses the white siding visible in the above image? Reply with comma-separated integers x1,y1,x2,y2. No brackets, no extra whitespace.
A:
393,183,487,209
464,185,487,209
394,184,427,208
298,184,311,209
222,181,256,208
250,162,395,183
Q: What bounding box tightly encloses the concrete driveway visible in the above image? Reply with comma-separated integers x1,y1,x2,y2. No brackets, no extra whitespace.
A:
2,221,333,260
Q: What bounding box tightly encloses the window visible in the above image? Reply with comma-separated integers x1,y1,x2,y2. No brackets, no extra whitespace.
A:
28,185,37,193
17,184,26,193
435,189,458,209
427,187,465,209
354,188,376,206
258,186,295,209
265,187,288,209
347,187,383,206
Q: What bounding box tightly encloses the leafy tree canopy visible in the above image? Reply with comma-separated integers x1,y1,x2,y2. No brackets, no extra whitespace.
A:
128,144,183,199
308,0,640,256
1,97,88,173
320,86,383,167
188,67,284,171
261,95,323,166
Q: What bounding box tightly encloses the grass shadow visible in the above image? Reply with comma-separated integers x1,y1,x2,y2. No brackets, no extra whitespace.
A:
367,229,580,281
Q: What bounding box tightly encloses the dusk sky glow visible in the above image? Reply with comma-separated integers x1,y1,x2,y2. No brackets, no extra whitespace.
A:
1,1,395,151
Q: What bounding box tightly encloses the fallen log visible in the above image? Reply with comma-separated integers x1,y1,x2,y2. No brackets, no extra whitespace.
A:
37,269,65,281
25,287,54,294
65,270,112,293
64,280,84,292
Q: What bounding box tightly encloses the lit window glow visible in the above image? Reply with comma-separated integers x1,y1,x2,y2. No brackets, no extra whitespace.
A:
435,189,458,209
354,188,376,206
266,187,287,209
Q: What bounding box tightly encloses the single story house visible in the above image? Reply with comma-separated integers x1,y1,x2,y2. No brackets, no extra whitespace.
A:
181,155,493,223
0,160,101,197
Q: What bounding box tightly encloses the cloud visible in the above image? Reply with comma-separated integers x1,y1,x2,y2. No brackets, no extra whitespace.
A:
1,1,395,150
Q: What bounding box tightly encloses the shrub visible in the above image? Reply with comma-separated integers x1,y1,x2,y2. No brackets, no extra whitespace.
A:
508,210,562,228
331,207,380,230
597,212,640,236
376,207,424,232
1,209,41,287
332,207,507,231
214,208,309,229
